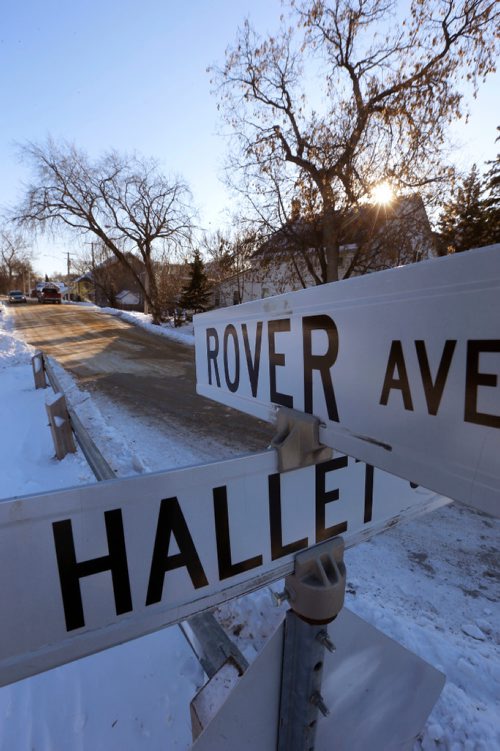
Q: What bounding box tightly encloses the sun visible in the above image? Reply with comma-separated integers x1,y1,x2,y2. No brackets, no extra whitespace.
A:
371,182,394,205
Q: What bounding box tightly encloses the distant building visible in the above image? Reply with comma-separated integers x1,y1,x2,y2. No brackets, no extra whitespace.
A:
71,272,94,302
72,254,146,310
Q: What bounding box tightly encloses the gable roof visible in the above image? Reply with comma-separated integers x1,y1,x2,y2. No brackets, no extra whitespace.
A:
116,289,141,304
254,195,431,258
76,252,146,281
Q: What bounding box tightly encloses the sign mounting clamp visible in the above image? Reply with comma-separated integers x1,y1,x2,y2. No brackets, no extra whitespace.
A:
271,407,333,472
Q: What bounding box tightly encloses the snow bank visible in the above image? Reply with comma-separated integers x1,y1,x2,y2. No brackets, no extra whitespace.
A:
99,306,195,346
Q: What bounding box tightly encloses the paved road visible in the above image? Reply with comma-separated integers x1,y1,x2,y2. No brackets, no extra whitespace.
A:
8,302,273,455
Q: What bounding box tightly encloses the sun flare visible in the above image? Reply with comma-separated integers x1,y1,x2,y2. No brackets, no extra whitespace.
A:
372,182,394,205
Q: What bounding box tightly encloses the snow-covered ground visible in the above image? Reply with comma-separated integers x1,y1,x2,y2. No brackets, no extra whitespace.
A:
0,303,498,750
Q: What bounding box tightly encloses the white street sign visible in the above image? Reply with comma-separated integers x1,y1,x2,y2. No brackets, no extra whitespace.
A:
0,451,443,687
195,245,500,515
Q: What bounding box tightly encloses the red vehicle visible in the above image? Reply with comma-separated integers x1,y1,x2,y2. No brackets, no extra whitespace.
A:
38,285,62,304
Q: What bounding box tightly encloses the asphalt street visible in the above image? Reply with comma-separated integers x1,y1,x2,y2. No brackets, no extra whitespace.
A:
8,302,273,456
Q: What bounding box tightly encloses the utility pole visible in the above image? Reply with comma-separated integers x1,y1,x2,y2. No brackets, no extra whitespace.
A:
144,269,149,315
67,252,71,277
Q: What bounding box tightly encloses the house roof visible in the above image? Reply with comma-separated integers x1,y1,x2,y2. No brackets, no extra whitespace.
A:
73,272,93,283
254,195,431,258
116,289,140,304
77,252,146,281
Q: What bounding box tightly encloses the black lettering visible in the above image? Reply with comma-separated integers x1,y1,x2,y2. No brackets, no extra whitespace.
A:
302,314,339,421
315,457,348,542
415,340,456,415
268,473,308,560
379,341,414,410
223,324,240,393
52,509,132,632
213,486,263,580
354,457,374,519
242,322,263,397
364,464,374,523
146,497,208,606
464,340,500,428
206,328,221,387
268,319,294,408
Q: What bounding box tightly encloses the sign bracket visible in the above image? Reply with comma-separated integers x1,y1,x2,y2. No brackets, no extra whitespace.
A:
271,407,332,472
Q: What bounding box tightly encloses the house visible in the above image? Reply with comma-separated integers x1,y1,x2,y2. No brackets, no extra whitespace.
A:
72,254,146,310
71,272,94,302
212,195,436,307
115,289,141,309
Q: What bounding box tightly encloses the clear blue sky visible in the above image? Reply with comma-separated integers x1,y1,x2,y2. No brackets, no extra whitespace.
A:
0,0,498,278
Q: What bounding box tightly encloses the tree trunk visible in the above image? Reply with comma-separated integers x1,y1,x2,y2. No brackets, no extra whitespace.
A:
144,254,162,325
321,187,339,283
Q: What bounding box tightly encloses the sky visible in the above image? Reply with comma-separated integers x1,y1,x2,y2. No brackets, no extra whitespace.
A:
0,301,499,749
0,0,498,279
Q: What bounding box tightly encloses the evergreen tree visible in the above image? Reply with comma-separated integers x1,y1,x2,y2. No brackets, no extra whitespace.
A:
437,165,493,254
482,128,500,243
179,250,211,313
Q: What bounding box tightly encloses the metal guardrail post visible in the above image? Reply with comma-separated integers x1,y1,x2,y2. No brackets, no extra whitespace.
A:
32,352,47,390
277,537,346,751
180,613,249,679
42,354,116,479
45,393,76,460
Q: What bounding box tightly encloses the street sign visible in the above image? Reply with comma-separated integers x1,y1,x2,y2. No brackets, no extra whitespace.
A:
194,245,500,515
0,451,444,687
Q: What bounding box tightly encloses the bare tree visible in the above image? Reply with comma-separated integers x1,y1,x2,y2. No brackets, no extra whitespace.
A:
0,229,33,293
72,240,120,306
212,0,499,283
202,230,235,284
155,257,190,315
203,226,259,304
14,140,194,323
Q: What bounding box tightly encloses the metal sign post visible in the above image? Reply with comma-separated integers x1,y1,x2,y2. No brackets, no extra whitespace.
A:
278,538,346,750
191,536,445,751
191,607,446,751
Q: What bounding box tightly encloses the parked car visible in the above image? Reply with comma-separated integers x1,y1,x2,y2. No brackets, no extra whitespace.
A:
8,290,27,304
38,285,62,304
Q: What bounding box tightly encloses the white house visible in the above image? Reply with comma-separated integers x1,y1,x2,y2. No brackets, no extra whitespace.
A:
212,195,436,307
